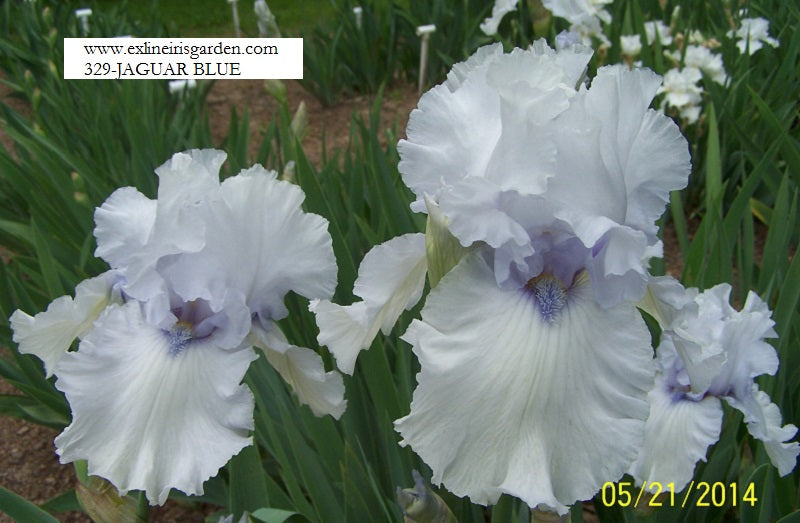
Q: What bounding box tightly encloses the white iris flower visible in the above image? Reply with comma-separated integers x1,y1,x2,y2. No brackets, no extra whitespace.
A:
728,17,779,55
10,149,346,505
480,0,519,36
481,0,612,44
632,278,798,489
657,67,704,124
542,0,613,44
314,42,691,513
620,34,643,57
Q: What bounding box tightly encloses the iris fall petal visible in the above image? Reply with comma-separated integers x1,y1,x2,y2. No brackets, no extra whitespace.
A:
249,322,346,419
54,302,256,505
312,233,427,374
10,271,121,376
395,252,654,513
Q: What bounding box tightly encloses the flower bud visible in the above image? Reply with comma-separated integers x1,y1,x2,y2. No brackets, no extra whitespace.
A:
31,87,42,112
290,100,308,141
264,79,287,105
424,196,470,288
280,160,296,184
76,475,144,523
23,69,35,90
397,470,456,523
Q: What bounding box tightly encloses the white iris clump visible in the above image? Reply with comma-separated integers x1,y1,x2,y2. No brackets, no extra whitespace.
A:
313,41,694,513
681,45,728,85
657,67,704,124
728,16,779,55
632,278,799,489
480,0,612,44
10,150,346,505
542,0,613,44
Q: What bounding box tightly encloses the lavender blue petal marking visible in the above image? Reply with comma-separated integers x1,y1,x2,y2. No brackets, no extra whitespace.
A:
526,274,567,323
167,323,193,356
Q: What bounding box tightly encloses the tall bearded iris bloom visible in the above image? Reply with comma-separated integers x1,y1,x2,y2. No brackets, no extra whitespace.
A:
10,150,345,505
631,278,798,489
313,41,692,513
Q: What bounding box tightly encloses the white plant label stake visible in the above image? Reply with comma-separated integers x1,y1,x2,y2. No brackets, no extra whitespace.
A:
168,79,198,95
228,0,241,38
75,8,92,36
416,24,436,94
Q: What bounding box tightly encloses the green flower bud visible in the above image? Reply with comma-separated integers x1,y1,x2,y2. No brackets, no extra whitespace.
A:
76,476,145,523
424,196,470,288
290,100,308,141
397,470,456,523
263,79,287,105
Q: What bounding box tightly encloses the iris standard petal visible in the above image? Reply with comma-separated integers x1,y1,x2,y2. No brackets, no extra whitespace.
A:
93,187,157,269
107,150,227,322
311,233,427,374
10,271,120,376
249,322,346,419
445,43,504,91
54,302,256,505
395,252,654,513
629,374,722,491
687,285,778,397
162,165,336,323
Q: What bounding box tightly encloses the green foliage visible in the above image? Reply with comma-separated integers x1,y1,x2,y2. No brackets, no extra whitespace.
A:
301,0,493,105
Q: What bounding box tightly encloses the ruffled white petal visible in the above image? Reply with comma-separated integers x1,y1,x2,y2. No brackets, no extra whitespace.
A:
311,233,427,374
161,165,336,323
395,253,654,513
547,66,690,306
10,271,121,376
93,188,156,269
107,150,227,323
399,42,587,217
54,302,256,505
725,386,799,476
629,374,722,491
542,0,613,27
638,275,698,329
249,322,346,419
480,0,518,35
399,75,503,213
445,44,504,91
689,285,777,397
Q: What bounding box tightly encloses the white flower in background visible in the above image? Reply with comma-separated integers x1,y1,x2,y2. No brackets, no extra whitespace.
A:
644,20,673,46
620,34,642,57
681,45,728,85
10,150,345,505
632,278,798,489
657,67,704,123
542,0,613,45
728,16,779,55
316,41,691,513
480,0,519,35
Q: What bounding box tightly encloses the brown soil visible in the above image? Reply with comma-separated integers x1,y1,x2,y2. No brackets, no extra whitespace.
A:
205,79,419,167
